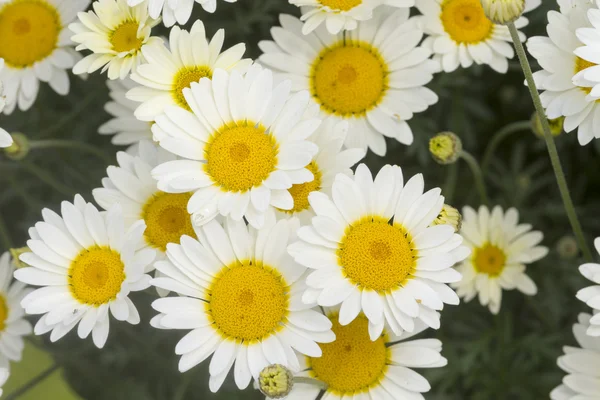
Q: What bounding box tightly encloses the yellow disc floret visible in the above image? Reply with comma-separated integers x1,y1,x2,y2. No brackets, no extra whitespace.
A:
440,0,494,44
473,243,506,276
0,295,8,332
69,247,126,306
281,161,322,214
309,314,389,395
338,216,416,292
172,66,213,111
311,41,388,116
204,122,278,193
318,0,362,11
207,261,289,342
575,57,596,95
141,192,196,251
110,20,143,53
0,0,60,68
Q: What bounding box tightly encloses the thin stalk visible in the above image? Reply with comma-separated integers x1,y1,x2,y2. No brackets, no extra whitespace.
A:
4,363,60,400
508,22,592,262
443,162,458,204
481,120,531,172
0,212,12,250
460,151,489,206
20,160,75,197
30,139,112,165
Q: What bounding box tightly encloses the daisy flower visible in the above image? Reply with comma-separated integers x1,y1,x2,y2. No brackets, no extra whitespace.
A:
270,119,366,224
288,163,470,339
151,64,320,229
150,217,334,392
0,59,11,148
14,195,155,349
0,0,90,114
70,0,162,80
453,206,548,314
259,8,438,156
285,309,447,399
127,0,238,27
574,0,600,97
289,0,378,35
99,78,153,147
417,0,541,73
0,253,33,369
528,0,600,145
576,238,600,336
127,20,251,122
551,313,600,400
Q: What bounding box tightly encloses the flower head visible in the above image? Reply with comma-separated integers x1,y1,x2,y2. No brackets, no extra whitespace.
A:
576,238,600,336
258,364,294,398
481,0,526,24
432,204,462,232
429,132,462,164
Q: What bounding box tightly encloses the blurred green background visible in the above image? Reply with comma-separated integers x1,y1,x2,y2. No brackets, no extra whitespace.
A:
2,0,599,399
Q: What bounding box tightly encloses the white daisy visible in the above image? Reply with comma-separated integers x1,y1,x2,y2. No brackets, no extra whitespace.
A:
99,78,153,147
575,238,600,336
453,206,548,314
14,195,155,349
0,59,11,148
289,0,378,35
70,0,162,80
528,0,600,146
151,64,320,229
0,253,33,369
0,0,89,114
127,0,238,27
284,309,447,399
551,313,600,400
288,163,470,339
574,0,600,98
127,20,252,122
270,119,366,224
150,217,335,392
417,0,541,73
259,8,438,156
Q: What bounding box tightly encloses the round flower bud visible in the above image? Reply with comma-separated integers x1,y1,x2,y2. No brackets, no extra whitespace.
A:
556,236,579,260
431,204,462,232
258,364,294,399
481,0,525,25
429,132,462,165
531,112,564,138
3,133,29,161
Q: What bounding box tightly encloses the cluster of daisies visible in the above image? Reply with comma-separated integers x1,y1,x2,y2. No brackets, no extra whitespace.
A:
0,0,597,397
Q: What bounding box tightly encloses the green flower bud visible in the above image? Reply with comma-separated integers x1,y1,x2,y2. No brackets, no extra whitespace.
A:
429,132,462,165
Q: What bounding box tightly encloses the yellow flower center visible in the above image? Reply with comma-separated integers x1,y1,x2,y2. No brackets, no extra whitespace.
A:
280,161,322,214
0,0,60,68
141,192,196,252
575,57,596,94
0,295,8,332
172,66,213,111
311,41,388,117
318,0,362,11
440,0,494,44
337,216,416,292
473,243,506,276
204,122,278,193
69,247,126,306
207,262,289,342
110,20,143,53
309,314,389,394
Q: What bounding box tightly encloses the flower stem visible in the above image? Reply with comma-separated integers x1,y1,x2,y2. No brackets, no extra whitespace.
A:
29,139,112,165
460,150,489,206
507,22,593,262
481,120,531,172
0,211,13,250
4,363,60,400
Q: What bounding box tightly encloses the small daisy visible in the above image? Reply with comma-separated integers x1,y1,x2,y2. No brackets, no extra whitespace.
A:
453,206,548,314
576,238,600,336
285,309,447,399
151,64,320,229
0,252,33,369
270,119,366,224
551,313,600,400
70,0,162,80
0,59,11,148
574,1,600,97
289,0,378,35
127,20,251,122
417,0,541,73
259,8,438,156
127,0,237,27
14,195,155,349
150,217,335,392
528,0,600,145
99,78,153,146
0,0,90,114
288,163,470,339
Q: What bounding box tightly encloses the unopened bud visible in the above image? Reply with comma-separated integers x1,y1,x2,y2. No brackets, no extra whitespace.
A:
481,0,525,25
258,364,294,399
3,133,30,160
531,113,564,138
429,132,462,165
556,236,579,260
432,204,462,232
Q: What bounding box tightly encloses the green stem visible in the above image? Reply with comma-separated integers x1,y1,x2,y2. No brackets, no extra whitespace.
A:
443,163,458,204
4,363,60,400
460,151,489,206
508,22,593,262
20,160,75,197
0,211,12,250
481,120,531,172
30,139,112,165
